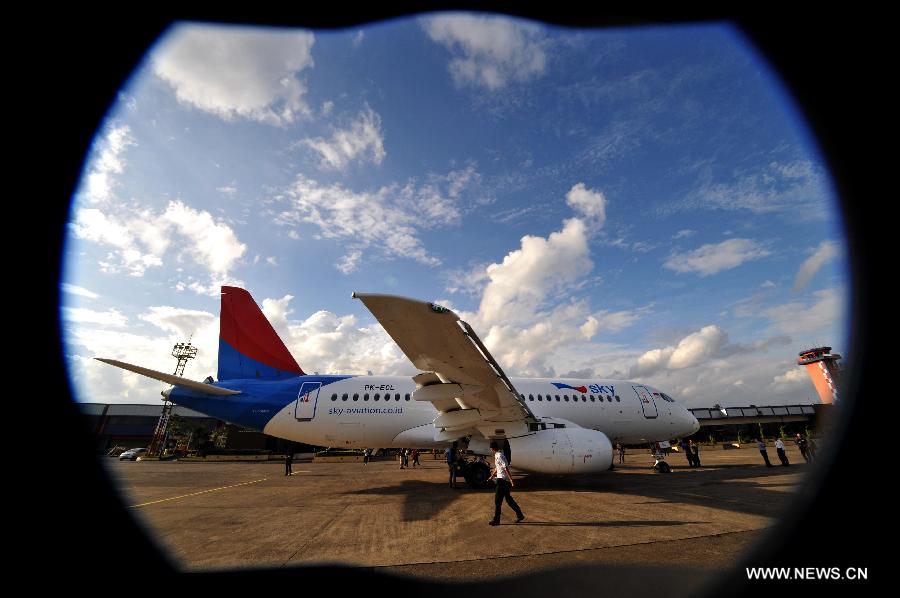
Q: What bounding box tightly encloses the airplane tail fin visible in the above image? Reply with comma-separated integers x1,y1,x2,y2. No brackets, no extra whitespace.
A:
218,286,305,381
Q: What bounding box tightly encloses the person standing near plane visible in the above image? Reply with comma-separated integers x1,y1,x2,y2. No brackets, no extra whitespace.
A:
795,433,810,463
487,441,525,526
447,441,459,488
690,439,701,467
363,448,371,466
618,443,625,464
284,447,293,476
775,437,790,466
680,438,692,466
412,448,420,467
758,438,774,467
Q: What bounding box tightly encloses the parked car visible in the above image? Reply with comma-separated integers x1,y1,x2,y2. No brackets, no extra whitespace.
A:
119,448,148,461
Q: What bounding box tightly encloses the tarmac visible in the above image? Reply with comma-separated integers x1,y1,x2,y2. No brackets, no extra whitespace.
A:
103,444,813,591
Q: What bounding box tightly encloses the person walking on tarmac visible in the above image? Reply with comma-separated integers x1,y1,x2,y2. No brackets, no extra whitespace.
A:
775,437,790,466
487,441,524,526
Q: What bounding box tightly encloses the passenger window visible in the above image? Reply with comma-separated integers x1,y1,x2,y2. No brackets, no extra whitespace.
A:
331,393,337,401
590,395,595,402
563,395,569,401
353,394,359,401
537,395,543,401
555,395,561,401
615,396,620,402
405,394,411,401
395,394,401,401
582,394,587,402
374,393,380,401
529,394,534,401
342,394,348,401
364,393,369,401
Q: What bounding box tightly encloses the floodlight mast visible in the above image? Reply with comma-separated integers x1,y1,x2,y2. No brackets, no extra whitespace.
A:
148,340,198,456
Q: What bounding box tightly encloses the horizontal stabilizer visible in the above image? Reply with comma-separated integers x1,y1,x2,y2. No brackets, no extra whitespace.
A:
95,358,242,396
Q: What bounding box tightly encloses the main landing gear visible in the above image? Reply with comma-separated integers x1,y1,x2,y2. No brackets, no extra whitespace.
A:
458,458,492,489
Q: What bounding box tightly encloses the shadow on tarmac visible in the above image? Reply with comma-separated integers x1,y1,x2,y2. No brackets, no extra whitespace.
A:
348,460,807,522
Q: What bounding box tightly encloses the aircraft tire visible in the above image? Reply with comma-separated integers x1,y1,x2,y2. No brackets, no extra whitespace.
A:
464,461,492,489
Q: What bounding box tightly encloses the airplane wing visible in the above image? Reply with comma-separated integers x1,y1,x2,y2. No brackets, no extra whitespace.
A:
352,293,537,441
95,358,242,396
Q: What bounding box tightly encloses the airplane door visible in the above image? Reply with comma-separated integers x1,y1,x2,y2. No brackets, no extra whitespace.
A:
633,385,658,418
294,382,322,421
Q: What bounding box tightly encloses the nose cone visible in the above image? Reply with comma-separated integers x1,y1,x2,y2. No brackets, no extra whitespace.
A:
687,410,700,435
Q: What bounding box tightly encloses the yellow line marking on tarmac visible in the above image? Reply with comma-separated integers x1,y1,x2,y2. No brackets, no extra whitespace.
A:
128,478,268,508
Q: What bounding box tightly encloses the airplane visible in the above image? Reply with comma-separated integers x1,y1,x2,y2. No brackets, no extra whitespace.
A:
98,286,701,486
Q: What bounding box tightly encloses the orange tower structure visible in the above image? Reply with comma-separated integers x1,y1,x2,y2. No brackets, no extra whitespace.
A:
797,346,841,404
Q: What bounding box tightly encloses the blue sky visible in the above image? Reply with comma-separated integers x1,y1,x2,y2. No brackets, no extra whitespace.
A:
61,16,848,407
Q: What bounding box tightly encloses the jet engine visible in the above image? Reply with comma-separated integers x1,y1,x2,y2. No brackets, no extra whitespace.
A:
507,426,613,474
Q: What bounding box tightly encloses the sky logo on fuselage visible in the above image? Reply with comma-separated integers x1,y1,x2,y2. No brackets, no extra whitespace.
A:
552,382,616,395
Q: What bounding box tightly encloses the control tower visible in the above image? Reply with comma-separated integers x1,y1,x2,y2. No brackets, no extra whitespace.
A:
797,346,842,404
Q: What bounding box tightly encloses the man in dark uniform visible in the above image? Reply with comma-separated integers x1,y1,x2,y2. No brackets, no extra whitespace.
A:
447,441,459,488
689,439,701,467
795,433,810,463
284,447,293,476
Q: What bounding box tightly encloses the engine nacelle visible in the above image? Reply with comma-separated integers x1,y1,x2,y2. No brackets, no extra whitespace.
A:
507,427,613,474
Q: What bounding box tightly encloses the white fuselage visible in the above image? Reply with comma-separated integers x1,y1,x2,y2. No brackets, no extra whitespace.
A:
263,376,699,450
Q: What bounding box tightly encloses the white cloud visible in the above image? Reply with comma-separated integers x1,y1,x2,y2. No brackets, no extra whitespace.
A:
216,182,238,196
794,240,841,291
152,24,315,126
478,218,592,327
764,287,845,338
761,280,777,288
259,297,414,376
664,238,770,276
139,306,216,339
629,325,728,377
62,307,128,327
352,31,365,48
772,367,809,388
272,168,481,269
667,160,831,218
161,201,247,276
83,125,135,204
673,229,696,239
61,283,100,300
565,183,607,227
71,208,166,276
422,14,548,90
266,256,278,266
300,105,386,170
72,200,246,291
335,250,362,275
